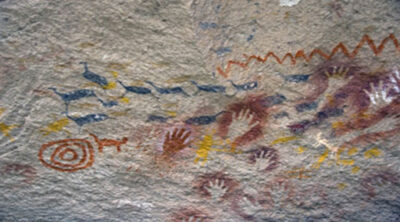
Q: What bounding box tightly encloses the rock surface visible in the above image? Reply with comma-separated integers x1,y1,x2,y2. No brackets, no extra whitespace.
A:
0,0,400,221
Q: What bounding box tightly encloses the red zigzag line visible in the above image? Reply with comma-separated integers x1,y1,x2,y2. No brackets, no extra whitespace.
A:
217,34,400,78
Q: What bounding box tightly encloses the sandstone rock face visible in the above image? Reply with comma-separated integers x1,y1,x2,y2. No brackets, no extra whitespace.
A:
0,0,400,221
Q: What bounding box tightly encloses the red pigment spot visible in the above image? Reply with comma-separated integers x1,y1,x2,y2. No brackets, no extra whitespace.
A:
193,171,239,201
217,94,269,147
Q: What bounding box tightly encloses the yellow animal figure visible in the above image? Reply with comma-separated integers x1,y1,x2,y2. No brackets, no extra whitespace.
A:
40,118,70,136
0,122,18,141
194,130,240,165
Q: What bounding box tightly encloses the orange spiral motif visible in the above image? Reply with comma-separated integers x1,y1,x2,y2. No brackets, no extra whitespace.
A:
38,139,95,172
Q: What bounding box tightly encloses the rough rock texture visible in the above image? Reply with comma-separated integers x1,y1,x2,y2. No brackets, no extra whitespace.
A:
1,0,400,221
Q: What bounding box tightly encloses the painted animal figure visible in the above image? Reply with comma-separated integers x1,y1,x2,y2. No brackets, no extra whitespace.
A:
295,101,318,113
274,111,289,119
89,133,127,153
146,115,171,123
185,111,226,125
117,80,152,95
49,88,96,104
145,81,190,97
66,113,109,127
80,62,108,87
229,80,258,91
281,74,311,83
190,81,226,95
96,97,118,107
260,94,287,107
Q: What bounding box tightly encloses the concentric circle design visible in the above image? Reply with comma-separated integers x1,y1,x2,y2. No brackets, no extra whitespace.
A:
38,139,95,172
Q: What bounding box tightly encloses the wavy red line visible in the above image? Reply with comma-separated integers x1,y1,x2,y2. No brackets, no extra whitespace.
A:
217,34,400,78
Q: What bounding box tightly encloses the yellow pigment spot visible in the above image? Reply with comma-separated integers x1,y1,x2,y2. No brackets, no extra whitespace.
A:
364,147,382,159
326,94,335,105
194,130,240,165
296,146,307,154
0,122,18,140
337,183,347,190
119,97,130,104
347,147,358,156
270,136,298,146
102,82,116,90
165,111,177,117
312,149,330,169
40,118,69,136
332,121,345,130
351,166,360,174
337,159,355,166
110,71,119,78
0,108,5,116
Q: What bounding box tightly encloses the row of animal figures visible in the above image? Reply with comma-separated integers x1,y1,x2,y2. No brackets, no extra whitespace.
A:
46,62,259,128
47,62,310,128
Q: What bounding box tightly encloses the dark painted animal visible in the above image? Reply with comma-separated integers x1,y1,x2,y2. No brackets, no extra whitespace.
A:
66,113,109,127
295,101,318,112
145,81,190,97
185,111,225,125
279,73,311,83
117,80,152,95
80,62,108,87
260,94,287,107
190,81,226,95
96,97,118,107
229,80,258,91
146,115,171,123
274,112,289,119
49,88,96,104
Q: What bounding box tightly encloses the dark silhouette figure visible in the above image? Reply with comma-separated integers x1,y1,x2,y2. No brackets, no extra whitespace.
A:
145,81,190,97
117,80,152,95
190,81,226,95
80,62,108,87
229,80,258,91
185,111,226,125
